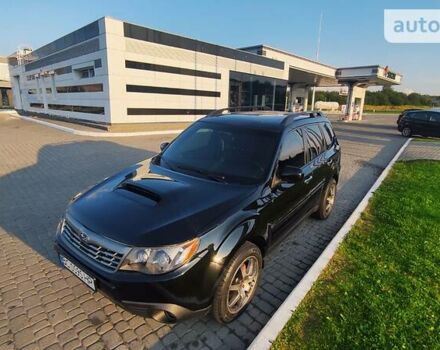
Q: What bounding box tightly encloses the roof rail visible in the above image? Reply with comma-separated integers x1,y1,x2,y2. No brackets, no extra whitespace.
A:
281,111,325,126
284,110,324,117
206,106,272,117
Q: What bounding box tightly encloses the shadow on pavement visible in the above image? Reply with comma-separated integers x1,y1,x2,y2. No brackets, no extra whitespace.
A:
0,140,155,263
0,117,408,349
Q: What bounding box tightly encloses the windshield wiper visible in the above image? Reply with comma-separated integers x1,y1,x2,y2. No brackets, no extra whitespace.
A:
175,165,228,183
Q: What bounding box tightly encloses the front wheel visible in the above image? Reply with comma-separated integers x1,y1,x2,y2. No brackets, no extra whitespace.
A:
314,178,337,220
212,242,262,323
401,126,412,137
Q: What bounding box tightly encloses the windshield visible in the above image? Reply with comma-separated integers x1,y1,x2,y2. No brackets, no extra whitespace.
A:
159,121,280,184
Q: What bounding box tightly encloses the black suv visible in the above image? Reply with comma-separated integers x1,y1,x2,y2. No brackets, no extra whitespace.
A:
398,109,440,137
55,111,341,323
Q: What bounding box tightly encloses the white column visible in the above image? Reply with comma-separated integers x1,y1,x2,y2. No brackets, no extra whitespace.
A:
345,83,355,121
303,86,310,111
311,86,316,111
358,88,366,120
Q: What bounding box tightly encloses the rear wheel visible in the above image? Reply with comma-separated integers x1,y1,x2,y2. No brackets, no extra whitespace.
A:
212,242,262,323
314,178,337,220
402,126,412,137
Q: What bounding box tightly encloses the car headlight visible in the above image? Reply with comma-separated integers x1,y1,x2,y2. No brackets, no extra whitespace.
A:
55,217,65,237
119,238,200,275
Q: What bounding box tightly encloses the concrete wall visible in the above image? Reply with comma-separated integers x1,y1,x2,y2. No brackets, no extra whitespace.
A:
0,57,10,82
244,46,336,80
8,18,112,123
103,17,285,124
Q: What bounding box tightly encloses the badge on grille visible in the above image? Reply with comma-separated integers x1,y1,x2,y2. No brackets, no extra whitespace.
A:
79,231,89,243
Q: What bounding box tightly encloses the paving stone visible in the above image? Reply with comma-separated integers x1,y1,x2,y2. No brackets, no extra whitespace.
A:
101,329,123,349
13,327,35,349
0,113,412,349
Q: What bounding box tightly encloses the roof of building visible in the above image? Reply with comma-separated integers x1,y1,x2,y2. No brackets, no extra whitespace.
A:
240,44,337,70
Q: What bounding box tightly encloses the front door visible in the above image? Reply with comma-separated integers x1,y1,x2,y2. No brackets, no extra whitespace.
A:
265,128,309,244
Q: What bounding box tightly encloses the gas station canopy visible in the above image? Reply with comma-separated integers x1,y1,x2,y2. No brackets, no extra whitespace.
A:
240,45,402,120
336,65,402,86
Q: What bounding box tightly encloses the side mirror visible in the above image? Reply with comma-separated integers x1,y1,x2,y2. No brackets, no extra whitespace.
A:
279,165,304,182
160,142,170,151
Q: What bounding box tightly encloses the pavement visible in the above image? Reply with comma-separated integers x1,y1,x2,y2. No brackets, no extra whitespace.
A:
0,112,408,349
12,112,191,133
400,139,440,160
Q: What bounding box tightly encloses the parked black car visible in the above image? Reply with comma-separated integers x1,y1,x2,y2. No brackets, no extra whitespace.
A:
55,111,341,323
397,109,440,137
396,108,421,125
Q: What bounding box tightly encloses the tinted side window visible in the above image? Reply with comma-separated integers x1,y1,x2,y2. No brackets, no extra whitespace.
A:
410,112,428,121
279,130,305,168
428,112,440,123
305,124,324,161
321,122,335,149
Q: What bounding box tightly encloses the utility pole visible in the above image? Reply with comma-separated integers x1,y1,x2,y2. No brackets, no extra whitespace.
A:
311,10,323,111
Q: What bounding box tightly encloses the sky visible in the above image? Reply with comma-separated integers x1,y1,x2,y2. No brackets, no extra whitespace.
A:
2,0,439,95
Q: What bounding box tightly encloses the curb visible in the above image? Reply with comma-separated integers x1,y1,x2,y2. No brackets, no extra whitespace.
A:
10,113,183,138
248,138,412,350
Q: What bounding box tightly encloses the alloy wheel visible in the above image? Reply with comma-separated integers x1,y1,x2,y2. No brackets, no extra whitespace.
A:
226,256,259,314
325,182,336,215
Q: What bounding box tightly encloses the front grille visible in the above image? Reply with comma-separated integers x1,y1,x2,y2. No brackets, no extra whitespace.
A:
62,220,124,270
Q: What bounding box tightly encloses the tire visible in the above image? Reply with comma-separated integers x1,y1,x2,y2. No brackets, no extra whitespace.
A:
401,126,412,137
314,178,337,220
212,241,262,323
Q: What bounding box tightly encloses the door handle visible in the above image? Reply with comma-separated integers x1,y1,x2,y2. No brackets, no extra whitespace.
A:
304,175,313,184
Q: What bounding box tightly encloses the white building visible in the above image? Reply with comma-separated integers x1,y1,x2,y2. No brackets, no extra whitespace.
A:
0,56,12,108
8,17,402,128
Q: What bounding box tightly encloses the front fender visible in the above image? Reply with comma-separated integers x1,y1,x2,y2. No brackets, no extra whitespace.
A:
213,219,256,265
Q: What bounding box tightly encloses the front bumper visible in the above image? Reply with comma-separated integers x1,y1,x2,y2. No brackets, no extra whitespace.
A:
55,241,220,322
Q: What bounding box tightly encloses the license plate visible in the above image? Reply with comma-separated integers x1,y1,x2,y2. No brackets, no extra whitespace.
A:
60,255,96,291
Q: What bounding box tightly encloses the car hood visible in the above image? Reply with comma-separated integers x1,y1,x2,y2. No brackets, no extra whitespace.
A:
67,159,256,246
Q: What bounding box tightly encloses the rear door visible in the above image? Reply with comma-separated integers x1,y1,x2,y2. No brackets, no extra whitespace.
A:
320,121,340,179
428,112,440,137
301,124,327,211
409,111,430,136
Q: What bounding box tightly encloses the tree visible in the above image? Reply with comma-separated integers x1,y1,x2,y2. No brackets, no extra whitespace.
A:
309,87,439,106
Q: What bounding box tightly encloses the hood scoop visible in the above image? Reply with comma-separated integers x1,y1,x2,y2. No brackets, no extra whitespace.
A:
117,181,161,203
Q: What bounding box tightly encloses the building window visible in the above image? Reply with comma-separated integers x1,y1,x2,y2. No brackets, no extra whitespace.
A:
28,88,52,94
126,85,220,97
56,84,103,93
54,66,72,75
229,71,287,111
77,67,95,78
127,108,214,116
48,104,104,114
125,60,221,79
30,103,44,108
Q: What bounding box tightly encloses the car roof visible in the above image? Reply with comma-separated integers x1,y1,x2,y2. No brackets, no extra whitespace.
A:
408,108,439,113
200,111,328,132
